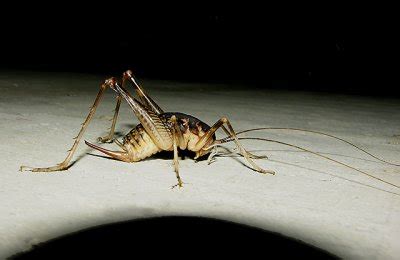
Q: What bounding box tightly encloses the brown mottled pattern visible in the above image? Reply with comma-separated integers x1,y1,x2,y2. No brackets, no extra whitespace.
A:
159,112,215,139
121,112,216,161
122,124,161,161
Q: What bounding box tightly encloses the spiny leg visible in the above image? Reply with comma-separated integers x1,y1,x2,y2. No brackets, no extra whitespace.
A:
123,70,164,115
89,78,173,163
194,117,275,174
98,70,165,143
112,82,173,151
97,72,132,144
20,79,112,172
170,115,184,188
99,81,186,185
98,94,122,143
99,71,134,143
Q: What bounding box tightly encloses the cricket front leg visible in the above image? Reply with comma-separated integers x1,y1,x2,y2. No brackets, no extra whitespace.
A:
220,125,268,160
170,115,184,188
194,117,275,175
20,79,112,172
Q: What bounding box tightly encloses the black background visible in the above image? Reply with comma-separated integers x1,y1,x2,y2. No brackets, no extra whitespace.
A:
1,3,398,96
1,5,396,258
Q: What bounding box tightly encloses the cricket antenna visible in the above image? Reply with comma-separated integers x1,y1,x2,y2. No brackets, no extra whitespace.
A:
219,127,400,167
219,136,400,190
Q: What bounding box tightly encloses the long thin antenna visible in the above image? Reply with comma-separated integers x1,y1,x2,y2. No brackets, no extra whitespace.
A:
220,137,400,189
219,127,400,166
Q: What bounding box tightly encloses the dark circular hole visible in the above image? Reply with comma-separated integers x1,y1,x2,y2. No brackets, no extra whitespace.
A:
10,217,338,259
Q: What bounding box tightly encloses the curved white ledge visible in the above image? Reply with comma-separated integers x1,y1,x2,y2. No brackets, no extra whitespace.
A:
1,71,399,259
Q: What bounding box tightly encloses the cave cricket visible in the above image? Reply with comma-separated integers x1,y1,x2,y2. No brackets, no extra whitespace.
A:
20,70,400,190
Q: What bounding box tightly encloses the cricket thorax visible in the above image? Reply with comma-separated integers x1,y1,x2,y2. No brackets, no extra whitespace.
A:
160,112,215,152
122,112,215,161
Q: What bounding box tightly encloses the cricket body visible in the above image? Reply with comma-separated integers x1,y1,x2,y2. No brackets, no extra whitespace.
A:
20,70,271,188
108,112,216,162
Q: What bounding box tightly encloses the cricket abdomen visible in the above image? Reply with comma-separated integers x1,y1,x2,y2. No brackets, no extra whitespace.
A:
123,124,161,162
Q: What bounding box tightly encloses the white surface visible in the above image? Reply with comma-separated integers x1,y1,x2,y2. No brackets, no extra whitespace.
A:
0,71,399,259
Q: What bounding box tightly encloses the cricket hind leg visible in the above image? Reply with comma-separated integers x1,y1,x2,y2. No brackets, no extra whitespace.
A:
97,70,164,143
123,70,164,115
20,79,113,172
98,70,165,144
194,117,275,175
